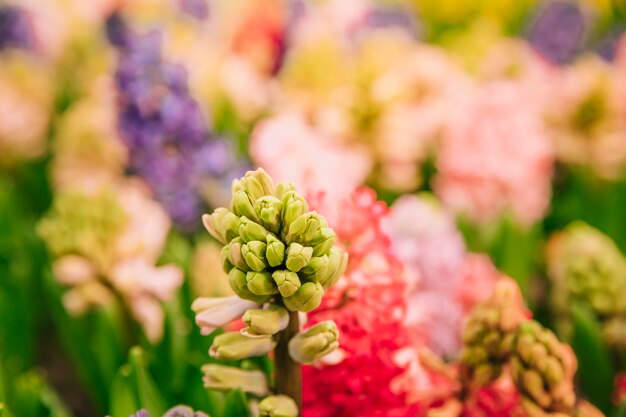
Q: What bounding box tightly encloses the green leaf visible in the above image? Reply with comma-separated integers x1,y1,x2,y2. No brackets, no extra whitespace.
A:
128,347,166,417
0,402,13,417
570,303,614,413
109,365,139,417
221,389,250,417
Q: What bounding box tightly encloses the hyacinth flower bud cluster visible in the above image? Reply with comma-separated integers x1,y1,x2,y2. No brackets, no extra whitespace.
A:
510,321,577,417
457,278,606,417
460,279,530,387
203,168,348,310
546,222,626,346
193,168,346,412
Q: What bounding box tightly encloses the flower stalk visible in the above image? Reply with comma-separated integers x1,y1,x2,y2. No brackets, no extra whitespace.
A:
274,310,302,411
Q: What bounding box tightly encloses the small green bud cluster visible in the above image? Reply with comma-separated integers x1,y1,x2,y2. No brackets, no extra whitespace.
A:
203,168,348,312
459,279,603,417
546,222,626,347
460,279,529,387
510,321,577,417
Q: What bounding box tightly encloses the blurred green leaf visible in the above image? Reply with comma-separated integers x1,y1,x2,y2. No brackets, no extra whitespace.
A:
221,389,250,417
570,303,614,413
110,365,139,417
11,372,72,417
0,402,13,417
128,347,166,417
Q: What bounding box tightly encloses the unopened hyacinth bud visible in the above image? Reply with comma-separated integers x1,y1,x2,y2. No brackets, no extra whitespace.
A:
510,321,577,416
228,238,250,271
242,241,269,272
547,223,626,341
285,243,313,272
272,270,301,297
239,216,271,243
283,281,324,312
258,395,299,417
288,321,339,364
229,269,271,304
246,271,277,296
285,212,326,244
202,208,240,244
202,364,269,396
202,168,347,312
266,235,285,267
210,332,275,360
255,196,283,232
460,278,530,387
311,227,336,256
242,305,289,336
281,192,309,234
191,296,259,335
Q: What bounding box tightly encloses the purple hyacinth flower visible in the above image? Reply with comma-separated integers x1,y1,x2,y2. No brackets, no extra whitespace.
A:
0,5,35,51
527,0,587,65
108,13,247,230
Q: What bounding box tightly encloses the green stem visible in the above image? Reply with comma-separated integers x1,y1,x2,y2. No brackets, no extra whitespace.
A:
274,310,302,412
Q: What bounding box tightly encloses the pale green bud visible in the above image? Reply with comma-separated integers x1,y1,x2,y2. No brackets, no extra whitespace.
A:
274,182,296,200
207,210,239,243
192,295,259,335
266,235,286,267
246,271,277,296
285,212,325,244
202,364,269,396
240,168,275,200
220,245,233,273
210,332,275,360
242,241,269,272
229,269,271,303
232,190,260,222
254,196,283,232
258,395,299,417
231,178,243,194
242,305,289,336
239,216,271,243
272,270,301,297
285,243,313,272
283,281,324,312
281,191,308,235
318,246,348,288
288,321,339,364
229,238,250,271
311,227,336,256
300,255,329,282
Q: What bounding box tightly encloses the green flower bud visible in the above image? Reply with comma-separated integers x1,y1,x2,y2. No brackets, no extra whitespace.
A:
210,332,275,360
229,269,271,303
239,216,271,243
274,182,296,200
232,190,260,222
285,212,325,244
285,243,313,272
283,281,324,312
272,270,301,297
254,196,283,232
288,321,339,364
258,395,299,417
202,209,241,244
318,246,348,288
311,227,336,256
202,364,269,396
300,255,329,282
246,271,277,296
220,245,233,273
281,191,308,235
266,235,286,267
229,238,250,271
242,241,269,272
240,168,275,200
242,305,289,336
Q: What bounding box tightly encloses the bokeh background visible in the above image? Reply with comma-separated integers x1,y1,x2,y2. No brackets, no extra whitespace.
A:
3,0,626,416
